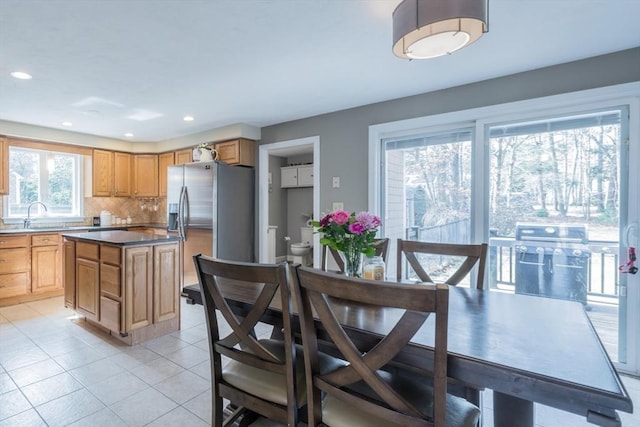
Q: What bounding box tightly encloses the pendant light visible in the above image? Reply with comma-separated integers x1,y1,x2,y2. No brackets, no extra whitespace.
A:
393,0,488,59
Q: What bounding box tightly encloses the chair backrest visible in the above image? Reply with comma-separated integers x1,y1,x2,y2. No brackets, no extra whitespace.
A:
321,237,390,272
293,266,450,427
397,240,488,289
193,254,299,426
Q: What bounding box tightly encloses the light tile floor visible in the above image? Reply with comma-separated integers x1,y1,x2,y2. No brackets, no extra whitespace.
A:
1,296,638,426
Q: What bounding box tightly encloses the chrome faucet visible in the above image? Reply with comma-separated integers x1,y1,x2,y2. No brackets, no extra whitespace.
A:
24,201,48,228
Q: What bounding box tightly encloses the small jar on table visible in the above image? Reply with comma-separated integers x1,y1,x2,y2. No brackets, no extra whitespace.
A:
363,255,385,280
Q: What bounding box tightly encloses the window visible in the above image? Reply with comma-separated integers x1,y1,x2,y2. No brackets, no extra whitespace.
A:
381,127,474,281
4,146,84,219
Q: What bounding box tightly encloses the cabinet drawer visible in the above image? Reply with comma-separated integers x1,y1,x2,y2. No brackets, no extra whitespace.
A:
0,272,28,298
0,235,28,249
100,296,121,332
77,242,99,261
101,263,121,298
0,248,29,273
32,234,61,247
101,245,121,265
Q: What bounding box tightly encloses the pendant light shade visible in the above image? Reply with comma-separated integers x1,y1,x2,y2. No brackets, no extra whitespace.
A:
393,0,488,59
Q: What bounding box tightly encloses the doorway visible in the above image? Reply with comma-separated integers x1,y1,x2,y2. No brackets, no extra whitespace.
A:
258,136,320,266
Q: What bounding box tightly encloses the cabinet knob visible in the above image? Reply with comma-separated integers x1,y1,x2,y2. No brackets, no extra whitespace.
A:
0,259,5,263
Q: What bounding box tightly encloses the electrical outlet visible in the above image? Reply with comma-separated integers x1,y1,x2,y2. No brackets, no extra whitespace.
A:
332,176,340,188
332,202,344,211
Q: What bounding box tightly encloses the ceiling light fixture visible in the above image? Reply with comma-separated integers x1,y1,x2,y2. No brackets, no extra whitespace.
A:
11,71,33,80
124,132,134,138
183,116,194,122
392,0,488,59
62,121,73,127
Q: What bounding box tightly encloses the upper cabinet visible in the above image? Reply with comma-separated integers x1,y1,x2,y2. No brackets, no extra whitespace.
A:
281,164,313,188
92,150,131,197
0,136,8,195
133,154,159,197
158,152,175,197
175,149,192,165
92,149,113,196
214,138,255,167
113,152,132,197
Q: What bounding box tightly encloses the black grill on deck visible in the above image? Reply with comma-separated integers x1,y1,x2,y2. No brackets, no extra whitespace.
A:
514,223,590,305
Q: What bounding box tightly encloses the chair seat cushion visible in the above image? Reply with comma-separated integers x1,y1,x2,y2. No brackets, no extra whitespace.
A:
322,369,480,427
223,339,346,406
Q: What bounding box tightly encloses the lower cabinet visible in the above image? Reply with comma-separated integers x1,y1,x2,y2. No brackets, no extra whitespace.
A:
63,239,75,308
67,238,179,343
31,234,62,293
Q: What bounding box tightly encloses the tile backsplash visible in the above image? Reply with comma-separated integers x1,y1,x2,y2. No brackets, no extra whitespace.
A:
0,197,167,229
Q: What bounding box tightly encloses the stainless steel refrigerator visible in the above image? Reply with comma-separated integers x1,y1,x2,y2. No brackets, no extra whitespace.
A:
167,161,254,290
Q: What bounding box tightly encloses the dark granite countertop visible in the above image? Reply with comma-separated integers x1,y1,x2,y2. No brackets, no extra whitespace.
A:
61,230,181,246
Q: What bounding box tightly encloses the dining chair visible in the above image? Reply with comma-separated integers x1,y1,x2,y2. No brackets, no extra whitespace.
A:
321,237,390,272
396,239,488,290
293,266,480,427
193,254,303,427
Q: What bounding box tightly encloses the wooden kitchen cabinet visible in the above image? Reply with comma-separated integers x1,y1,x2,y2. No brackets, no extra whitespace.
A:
76,252,100,322
125,246,153,331
214,138,255,167
100,245,122,332
175,148,192,165
133,154,159,197
158,152,175,197
92,149,131,197
63,239,75,309
31,234,62,293
0,136,8,195
113,152,132,197
92,149,113,196
153,243,179,323
0,234,29,299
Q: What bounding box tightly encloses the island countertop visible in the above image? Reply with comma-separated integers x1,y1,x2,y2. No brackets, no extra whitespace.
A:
61,230,181,246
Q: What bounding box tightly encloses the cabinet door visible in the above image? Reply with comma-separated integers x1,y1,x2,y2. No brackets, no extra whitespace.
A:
133,154,159,197
0,136,7,195
281,167,298,188
63,240,76,309
32,245,61,293
113,152,132,197
92,149,113,197
297,165,314,187
153,243,179,323
158,152,175,197
125,246,153,330
175,149,192,165
77,258,99,321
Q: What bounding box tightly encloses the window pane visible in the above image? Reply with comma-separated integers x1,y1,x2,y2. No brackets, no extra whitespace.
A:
7,147,82,218
382,128,473,282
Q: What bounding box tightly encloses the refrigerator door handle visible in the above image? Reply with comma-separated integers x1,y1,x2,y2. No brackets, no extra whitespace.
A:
183,186,190,240
178,186,187,240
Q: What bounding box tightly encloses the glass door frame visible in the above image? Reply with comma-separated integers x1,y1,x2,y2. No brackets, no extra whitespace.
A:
369,82,640,374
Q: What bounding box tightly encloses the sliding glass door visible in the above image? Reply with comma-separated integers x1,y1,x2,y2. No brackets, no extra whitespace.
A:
374,94,638,373
487,107,630,365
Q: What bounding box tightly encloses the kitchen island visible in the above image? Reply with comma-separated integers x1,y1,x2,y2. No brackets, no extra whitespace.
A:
62,230,182,345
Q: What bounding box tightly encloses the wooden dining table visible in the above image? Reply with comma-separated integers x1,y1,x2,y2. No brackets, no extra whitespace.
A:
215,278,633,427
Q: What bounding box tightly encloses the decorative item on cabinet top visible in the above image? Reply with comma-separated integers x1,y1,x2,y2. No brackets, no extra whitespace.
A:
192,143,219,162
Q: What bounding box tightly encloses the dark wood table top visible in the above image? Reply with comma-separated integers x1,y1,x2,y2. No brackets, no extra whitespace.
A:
216,278,633,423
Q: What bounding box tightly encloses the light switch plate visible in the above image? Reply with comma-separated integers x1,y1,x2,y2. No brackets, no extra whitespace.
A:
332,202,344,211
332,176,340,188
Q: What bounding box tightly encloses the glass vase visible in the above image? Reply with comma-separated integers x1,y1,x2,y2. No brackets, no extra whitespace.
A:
341,244,363,277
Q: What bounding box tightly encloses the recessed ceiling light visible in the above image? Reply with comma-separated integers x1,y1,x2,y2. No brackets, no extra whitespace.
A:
124,133,134,138
11,71,32,80
62,121,73,127
183,116,194,122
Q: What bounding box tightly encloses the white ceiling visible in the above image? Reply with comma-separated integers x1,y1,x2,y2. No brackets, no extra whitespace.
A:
1,0,639,143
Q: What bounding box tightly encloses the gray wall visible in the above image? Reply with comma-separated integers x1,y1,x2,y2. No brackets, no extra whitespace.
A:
268,155,288,257
258,48,640,216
